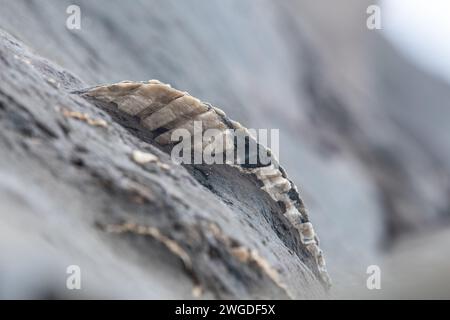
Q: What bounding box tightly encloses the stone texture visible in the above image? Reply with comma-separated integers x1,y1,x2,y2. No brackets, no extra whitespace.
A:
1,0,449,298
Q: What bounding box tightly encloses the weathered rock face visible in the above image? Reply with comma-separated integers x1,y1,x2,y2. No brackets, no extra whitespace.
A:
0,28,327,298
0,0,449,299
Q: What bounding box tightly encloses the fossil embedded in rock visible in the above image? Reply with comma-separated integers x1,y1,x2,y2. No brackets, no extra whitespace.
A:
77,80,331,287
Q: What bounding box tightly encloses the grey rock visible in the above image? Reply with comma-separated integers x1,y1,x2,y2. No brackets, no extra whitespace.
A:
1,0,449,299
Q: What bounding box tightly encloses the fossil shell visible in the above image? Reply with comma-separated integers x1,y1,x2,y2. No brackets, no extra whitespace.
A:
78,80,331,287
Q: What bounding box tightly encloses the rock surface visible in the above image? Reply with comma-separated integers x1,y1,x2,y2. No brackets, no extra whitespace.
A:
0,0,449,298
0,28,327,298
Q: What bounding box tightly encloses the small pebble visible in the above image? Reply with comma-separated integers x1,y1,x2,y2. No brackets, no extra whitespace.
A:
131,150,158,164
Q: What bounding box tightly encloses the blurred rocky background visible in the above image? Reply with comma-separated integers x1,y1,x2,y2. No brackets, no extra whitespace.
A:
0,0,449,299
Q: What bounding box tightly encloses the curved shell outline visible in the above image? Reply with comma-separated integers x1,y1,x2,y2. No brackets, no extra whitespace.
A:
78,80,331,287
